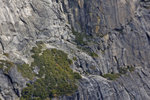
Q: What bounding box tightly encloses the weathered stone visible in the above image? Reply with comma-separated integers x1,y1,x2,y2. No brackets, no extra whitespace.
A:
0,0,150,100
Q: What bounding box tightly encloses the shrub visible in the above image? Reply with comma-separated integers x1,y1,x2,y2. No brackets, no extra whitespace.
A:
73,72,82,79
17,64,35,80
73,57,77,61
103,66,135,80
127,66,135,72
3,53,9,57
119,67,128,74
78,46,98,58
72,28,98,58
119,66,135,74
90,52,98,58
31,46,42,54
72,29,87,46
103,73,120,80
20,46,81,99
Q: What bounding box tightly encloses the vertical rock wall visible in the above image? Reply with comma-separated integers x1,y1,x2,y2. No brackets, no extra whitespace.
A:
0,0,150,100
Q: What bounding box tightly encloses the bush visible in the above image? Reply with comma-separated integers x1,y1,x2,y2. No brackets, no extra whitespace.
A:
103,66,135,80
90,52,98,58
73,57,77,61
119,67,128,74
72,29,87,46
3,53,9,57
127,66,135,72
72,28,98,58
17,64,35,80
73,72,82,79
78,46,98,58
20,46,81,99
103,73,120,80
119,66,135,74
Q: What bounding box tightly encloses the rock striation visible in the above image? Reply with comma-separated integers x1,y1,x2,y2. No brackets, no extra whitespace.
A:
0,0,150,100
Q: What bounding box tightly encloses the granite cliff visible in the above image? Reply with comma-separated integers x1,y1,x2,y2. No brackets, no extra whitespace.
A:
0,0,150,100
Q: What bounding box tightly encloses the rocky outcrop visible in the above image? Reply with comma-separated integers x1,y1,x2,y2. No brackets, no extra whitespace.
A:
61,0,150,74
59,68,150,100
0,0,73,63
0,0,150,100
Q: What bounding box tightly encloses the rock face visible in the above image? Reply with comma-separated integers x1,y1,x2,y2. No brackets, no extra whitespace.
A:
62,0,150,74
0,0,150,100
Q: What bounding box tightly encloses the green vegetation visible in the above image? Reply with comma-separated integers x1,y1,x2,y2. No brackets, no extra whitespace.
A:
72,28,88,46
119,67,128,74
119,66,135,74
73,57,77,61
72,28,98,58
3,53,9,57
103,73,120,80
0,60,14,74
103,66,135,80
73,72,82,79
20,45,81,100
79,47,98,58
17,64,35,80
128,66,135,72
90,52,98,57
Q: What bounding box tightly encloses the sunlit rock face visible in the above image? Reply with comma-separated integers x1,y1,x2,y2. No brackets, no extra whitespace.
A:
0,0,150,100
0,0,73,63
62,0,150,74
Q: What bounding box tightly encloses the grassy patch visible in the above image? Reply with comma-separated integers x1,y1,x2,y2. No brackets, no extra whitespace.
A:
103,66,135,80
20,45,81,100
103,73,120,80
